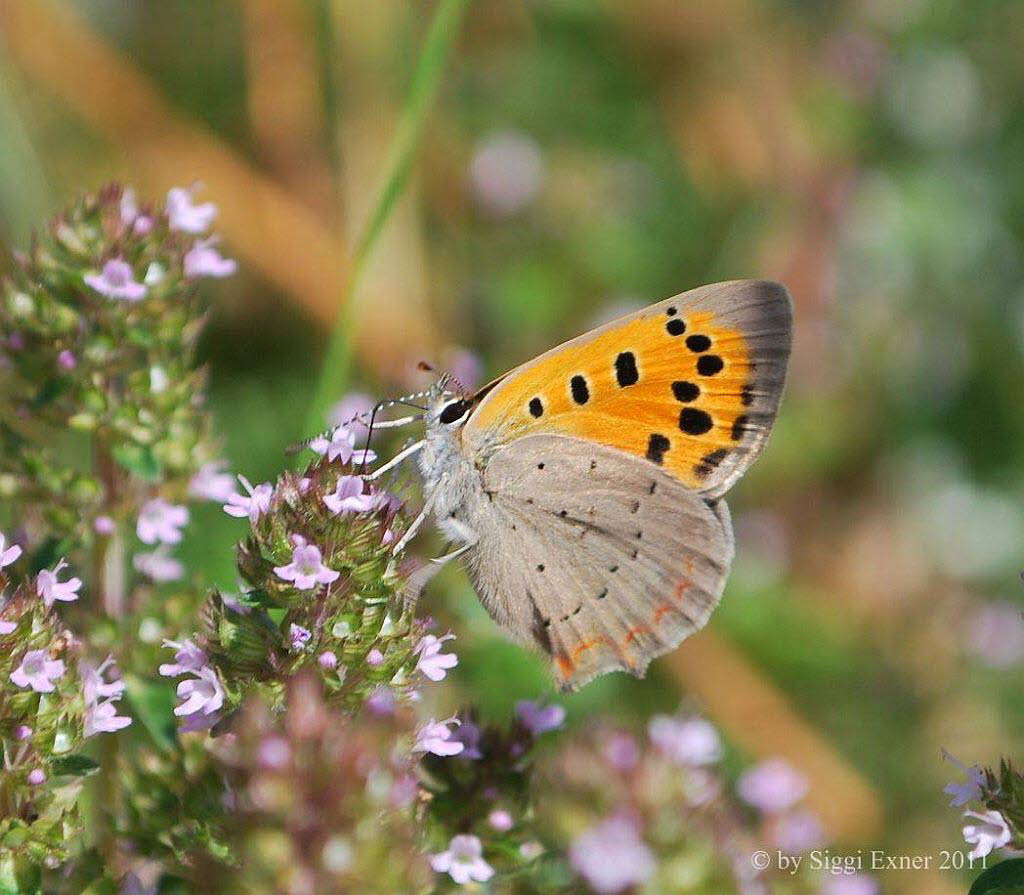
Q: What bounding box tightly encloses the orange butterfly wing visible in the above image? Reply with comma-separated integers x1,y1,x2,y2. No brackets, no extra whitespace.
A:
463,280,792,496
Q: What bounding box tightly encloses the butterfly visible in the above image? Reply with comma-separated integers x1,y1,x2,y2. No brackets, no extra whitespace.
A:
376,280,791,691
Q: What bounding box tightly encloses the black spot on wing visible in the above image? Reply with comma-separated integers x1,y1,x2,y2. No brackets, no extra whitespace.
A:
666,318,686,336
731,414,749,442
645,433,670,464
686,334,711,353
614,351,639,387
679,408,713,436
570,375,590,405
697,355,724,376
529,397,544,417
694,448,729,479
671,381,700,403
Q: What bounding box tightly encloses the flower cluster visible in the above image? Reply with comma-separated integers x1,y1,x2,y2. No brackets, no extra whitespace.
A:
532,710,845,895
943,751,1024,860
197,674,431,894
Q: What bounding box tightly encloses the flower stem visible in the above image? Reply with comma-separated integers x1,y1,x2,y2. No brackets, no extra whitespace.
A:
302,0,474,439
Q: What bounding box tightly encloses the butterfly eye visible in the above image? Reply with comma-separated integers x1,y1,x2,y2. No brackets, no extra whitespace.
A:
439,399,471,425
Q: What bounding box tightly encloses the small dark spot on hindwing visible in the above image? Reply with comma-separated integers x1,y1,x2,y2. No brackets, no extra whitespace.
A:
672,381,700,402
686,334,711,353
529,397,544,417
570,375,590,404
666,318,686,336
645,433,670,465
697,355,724,376
694,448,729,479
731,414,749,442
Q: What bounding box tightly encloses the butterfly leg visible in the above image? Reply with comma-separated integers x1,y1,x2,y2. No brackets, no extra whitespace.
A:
364,439,425,481
390,488,437,555
430,536,478,565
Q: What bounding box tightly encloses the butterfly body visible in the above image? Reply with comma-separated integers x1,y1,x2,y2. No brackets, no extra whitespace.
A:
413,280,792,690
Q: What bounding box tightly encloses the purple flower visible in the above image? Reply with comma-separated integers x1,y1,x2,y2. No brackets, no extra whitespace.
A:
27,768,46,786
184,238,237,278
223,475,273,523
0,619,15,636
133,547,184,582
366,686,396,716
414,633,458,682
318,650,337,669
413,718,465,757
569,816,655,895
174,666,225,718
166,185,217,233
14,725,32,740
36,559,82,607
771,809,826,852
188,461,237,503
328,392,374,430
120,188,139,224
448,347,483,391
469,131,544,217
0,532,22,569
737,758,809,814
430,834,494,885
289,623,312,651
452,719,483,760
258,735,291,770
488,809,514,832
137,498,189,545
820,873,880,895
84,258,147,301
58,349,76,370
274,536,340,590
10,649,65,692
942,749,985,807
603,732,640,772
310,425,356,463
366,648,385,666
159,639,208,677
966,601,1024,668
80,656,125,704
963,809,1012,860
515,699,565,735
85,697,132,737
323,476,377,515
94,515,116,536
648,715,722,766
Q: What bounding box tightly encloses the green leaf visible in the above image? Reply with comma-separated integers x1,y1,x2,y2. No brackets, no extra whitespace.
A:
125,675,177,751
48,753,100,777
970,860,1024,895
111,442,162,482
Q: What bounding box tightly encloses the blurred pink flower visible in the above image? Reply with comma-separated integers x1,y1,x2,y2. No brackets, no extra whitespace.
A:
738,759,809,814
448,347,483,391
648,715,722,766
0,620,16,636
0,532,22,569
366,648,384,666
489,809,514,832
85,258,147,301
10,649,65,693
258,736,291,770
58,349,76,370
318,650,338,669
93,515,116,536
188,461,237,503
184,238,237,278
159,639,208,677
569,816,655,894
603,732,640,771
414,718,465,757
119,187,139,224
174,666,225,718
414,633,458,682
137,498,189,545
223,475,273,523
80,656,125,704
323,476,377,515
469,131,544,217
328,392,375,430
516,699,565,735
133,547,184,582
366,686,396,716
166,185,217,233
430,834,494,885
27,768,46,785
963,809,1011,859
452,719,483,760
274,537,340,590
966,601,1024,668
942,749,985,807
771,809,827,852
36,559,81,607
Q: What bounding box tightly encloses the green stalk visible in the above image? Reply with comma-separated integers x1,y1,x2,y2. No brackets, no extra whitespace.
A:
302,0,473,439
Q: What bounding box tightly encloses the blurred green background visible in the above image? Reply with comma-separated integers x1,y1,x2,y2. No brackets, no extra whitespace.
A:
2,1,1023,891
